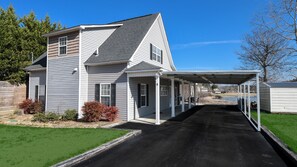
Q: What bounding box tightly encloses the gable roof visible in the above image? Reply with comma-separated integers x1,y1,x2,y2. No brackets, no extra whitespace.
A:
265,82,297,88
24,52,47,71
85,13,159,65
126,61,162,72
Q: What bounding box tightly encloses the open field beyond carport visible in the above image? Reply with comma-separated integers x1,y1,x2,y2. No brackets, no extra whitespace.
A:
0,124,128,167
252,111,297,154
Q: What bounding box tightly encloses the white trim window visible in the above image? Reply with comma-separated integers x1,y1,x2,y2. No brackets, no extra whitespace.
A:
151,44,162,63
160,85,168,96
140,84,147,107
59,36,67,55
100,84,111,106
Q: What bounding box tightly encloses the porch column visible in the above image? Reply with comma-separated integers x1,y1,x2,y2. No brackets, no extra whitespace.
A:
194,83,197,105
240,84,243,111
244,83,247,115
171,77,175,117
237,85,239,108
188,83,192,109
155,74,160,125
256,73,261,131
181,80,185,112
248,81,251,120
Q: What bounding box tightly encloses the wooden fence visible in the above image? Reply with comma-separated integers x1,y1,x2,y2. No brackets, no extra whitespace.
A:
0,81,26,112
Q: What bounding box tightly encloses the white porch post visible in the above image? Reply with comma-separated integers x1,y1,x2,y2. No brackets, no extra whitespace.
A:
248,81,251,120
171,77,175,117
155,74,160,125
194,83,197,105
181,80,185,112
188,83,192,109
237,85,239,108
244,83,247,115
240,84,243,111
256,73,261,131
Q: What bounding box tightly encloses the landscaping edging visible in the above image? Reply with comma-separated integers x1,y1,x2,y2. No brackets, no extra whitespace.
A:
52,129,142,167
251,118,297,166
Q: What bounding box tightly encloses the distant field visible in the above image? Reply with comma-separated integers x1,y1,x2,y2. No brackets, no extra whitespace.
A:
251,111,297,153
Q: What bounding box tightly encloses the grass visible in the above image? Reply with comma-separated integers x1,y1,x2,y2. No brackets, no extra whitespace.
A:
0,124,128,167
251,111,297,153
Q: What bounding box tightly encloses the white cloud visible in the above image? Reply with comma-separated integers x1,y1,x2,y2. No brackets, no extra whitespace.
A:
172,40,242,50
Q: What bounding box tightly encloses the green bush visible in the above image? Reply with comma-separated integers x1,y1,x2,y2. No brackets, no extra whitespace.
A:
46,112,60,121
62,109,78,121
32,113,47,122
32,112,60,122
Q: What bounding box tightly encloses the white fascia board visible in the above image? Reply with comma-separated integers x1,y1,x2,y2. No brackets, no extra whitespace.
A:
43,24,122,37
163,70,261,75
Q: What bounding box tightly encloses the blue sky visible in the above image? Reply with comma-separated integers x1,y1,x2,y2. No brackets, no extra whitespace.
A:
0,0,268,70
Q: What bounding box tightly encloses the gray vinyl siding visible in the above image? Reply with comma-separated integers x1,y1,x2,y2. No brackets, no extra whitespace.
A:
88,63,127,120
260,83,271,111
80,27,117,110
270,88,297,113
130,16,173,71
29,71,46,101
128,77,171,119
47,56,79,114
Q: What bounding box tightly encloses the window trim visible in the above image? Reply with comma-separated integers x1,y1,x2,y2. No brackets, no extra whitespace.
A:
140,83,147,107
58,36,67,56
160,85,168,96
151,44,162,63
100,83,111,106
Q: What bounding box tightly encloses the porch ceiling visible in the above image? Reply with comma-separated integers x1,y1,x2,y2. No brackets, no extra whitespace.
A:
162,70,260,85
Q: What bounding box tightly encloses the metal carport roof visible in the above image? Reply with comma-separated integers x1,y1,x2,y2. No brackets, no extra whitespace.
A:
162,70,260,85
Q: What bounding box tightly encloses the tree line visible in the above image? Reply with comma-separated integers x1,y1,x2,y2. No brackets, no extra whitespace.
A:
0,5,62,85
238,0,297,82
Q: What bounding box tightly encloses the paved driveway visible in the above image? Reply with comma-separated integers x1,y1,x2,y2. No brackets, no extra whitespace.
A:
75,105,287,167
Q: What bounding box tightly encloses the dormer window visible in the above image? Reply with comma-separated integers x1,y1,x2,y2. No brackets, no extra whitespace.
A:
59,36,67,55
150,44,163,64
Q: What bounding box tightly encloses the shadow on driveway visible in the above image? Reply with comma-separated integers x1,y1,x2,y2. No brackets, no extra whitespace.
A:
74,105,287,167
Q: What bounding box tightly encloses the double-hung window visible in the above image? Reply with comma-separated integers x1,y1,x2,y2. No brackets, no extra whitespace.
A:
151,44,162,63
100,84,111,106
140,84,147,107
59,36,67,55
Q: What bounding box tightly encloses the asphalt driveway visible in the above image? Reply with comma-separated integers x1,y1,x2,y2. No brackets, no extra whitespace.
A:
75,105,287,167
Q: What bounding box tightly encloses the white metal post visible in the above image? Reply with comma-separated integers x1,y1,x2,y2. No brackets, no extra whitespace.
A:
248,81,251,120
181,80,185,112
240,85,243,111
188,83,192,109
194,83,197,105
256,73,261,131
155,74,160,125
171,78,175,117
244,83,247,115
237,85,240,108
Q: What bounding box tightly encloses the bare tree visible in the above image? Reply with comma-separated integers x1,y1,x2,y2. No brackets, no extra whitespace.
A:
237,27,291,82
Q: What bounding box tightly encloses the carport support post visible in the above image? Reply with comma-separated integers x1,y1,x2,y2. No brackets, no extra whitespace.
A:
248,81,251,120
256,73,261,131
181,80,185,112
244,83,247,115
194,83,197,105
171,77,175,117
188,83,192,109
240,85,243,111
155,74,160,125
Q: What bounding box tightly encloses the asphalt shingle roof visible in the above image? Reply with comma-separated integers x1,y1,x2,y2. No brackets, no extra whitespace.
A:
24,52,47,71
266,82,297,88
85,13,159,65
126,61,161,72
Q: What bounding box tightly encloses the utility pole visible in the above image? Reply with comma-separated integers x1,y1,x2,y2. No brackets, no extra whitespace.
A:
31,52,34,63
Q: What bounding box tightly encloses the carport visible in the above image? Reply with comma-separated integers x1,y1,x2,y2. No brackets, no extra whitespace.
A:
158,70,261,131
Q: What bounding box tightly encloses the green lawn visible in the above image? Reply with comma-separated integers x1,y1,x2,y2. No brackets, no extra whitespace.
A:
251,111,297,153
0,124,128,167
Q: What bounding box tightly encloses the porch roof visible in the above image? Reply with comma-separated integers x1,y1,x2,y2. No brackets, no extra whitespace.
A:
162,70,260,85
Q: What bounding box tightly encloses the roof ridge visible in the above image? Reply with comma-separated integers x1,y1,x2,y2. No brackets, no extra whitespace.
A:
109,13,159,24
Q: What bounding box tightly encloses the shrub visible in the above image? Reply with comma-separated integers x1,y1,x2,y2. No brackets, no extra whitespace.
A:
101,106,118,122
82,101,105,122
62,109,78,121
19,99,43,114
32,113,47,122
46,112,60,121
19,99,33,114
13,109,23,115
